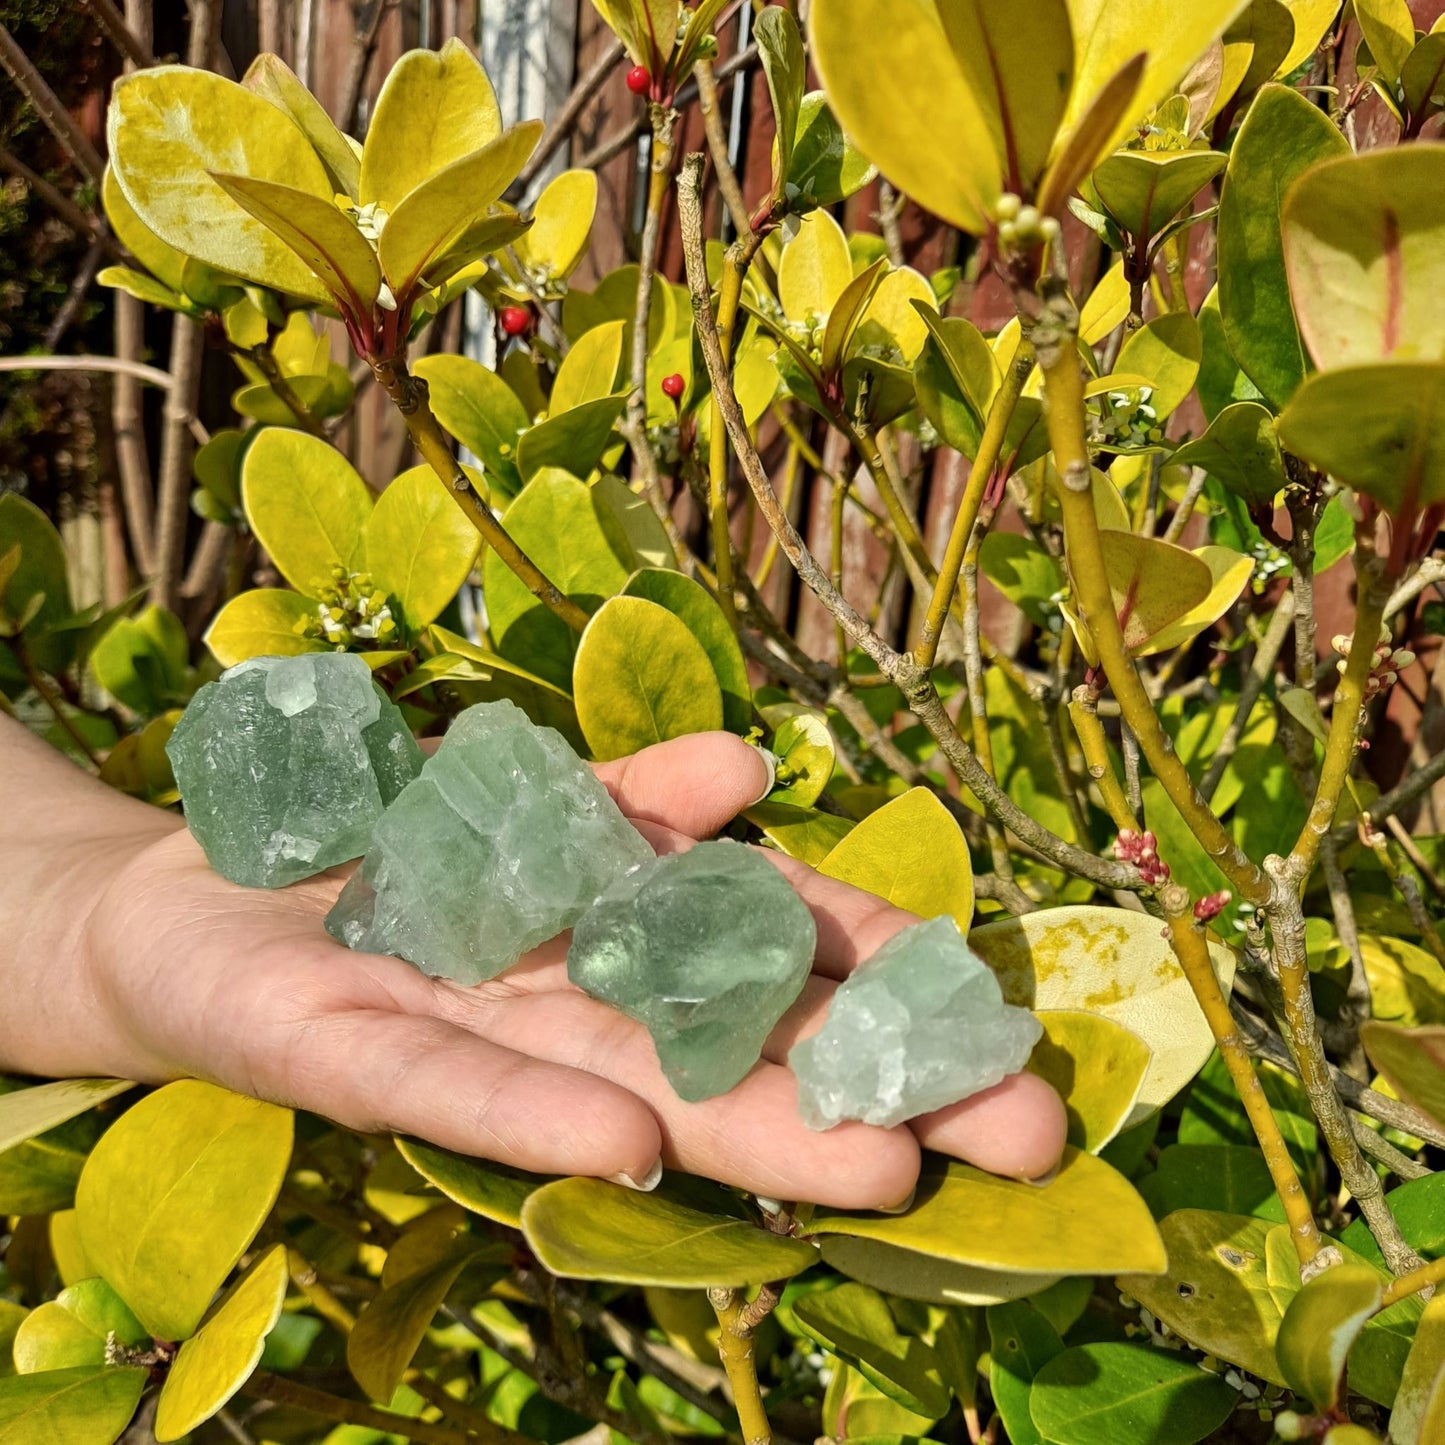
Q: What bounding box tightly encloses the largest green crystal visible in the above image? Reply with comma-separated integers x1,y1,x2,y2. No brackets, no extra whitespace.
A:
567,841,817,1101
326,699,652,983
166,652,423,888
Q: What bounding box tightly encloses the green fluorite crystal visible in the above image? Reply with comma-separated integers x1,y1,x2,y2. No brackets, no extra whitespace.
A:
326,699,652,984
567,840,816,1101
790,916,1042,1129
167,652,423,888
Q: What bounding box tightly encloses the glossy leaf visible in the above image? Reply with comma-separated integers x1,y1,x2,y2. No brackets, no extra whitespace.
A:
0,493,72,643
1361,1020,1445,1126
622,569,750,734
593,476,674,573
75,1080,293,1341
512,168,597,283
1139,1143,1278,1218
1216,82,1349,409
107,67,333,301
1171,401,1287,508
793,1283,950,1417
101,166,186,292
745,802,854,865
1276,1264,1383,1410
855,267,936,365
821,1237,1061,1309
764,710,836,809
1026,1010,1151,1152
153,1245,288,1441
1077,530,1213,655
1356,0,1415,84
242,429,372,593
364,464,479,634
552,319,626,414
0,1078,131,1157
807,1149,1167,1277
778,209,855,323
205,588,323,667
395,1137,552,1228
757,5,806,188
1390,1290,1445,1445
1028,1343,1236,1445
1112,311,1202,421
414,353,529,499
520,1175,817,1286
988,1300,1064,1445
979,533,1064,629
358,38,502,211
1092,149,1225,241
818,788,974,931
789,91,877,207
0,1366,147,1445
515,394,628,481
1142,543,1253,656
89,604,188,714
243,52,359,197
12,1280,148,1374
971,905,1236,1128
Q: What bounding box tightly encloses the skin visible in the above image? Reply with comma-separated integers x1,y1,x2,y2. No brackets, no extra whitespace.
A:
0,711,1065,1209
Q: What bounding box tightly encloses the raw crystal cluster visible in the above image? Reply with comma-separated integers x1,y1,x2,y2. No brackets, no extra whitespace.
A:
326,699,652,984
790,916,1042,1130
167,653,423,888
567,841,816,1101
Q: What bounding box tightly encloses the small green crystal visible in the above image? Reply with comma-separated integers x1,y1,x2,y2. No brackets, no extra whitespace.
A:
790,916,1042,1129
167,652,423,888
567,840,817,1101
326,699,653,983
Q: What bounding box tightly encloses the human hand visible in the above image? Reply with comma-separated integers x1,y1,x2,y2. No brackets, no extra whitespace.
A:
68,731,1064,1210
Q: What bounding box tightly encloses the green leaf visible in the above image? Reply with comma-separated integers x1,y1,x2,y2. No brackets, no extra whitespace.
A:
573,596,724,761
818,788,974,931
1339,1174,1445,1268
1092,149,1225,241
154,1244,289,1441
107,66,334,302
623,569,750,733
1401,31,1445,121
1026,1010,1151,1153
807,1149,1167,1278
1361,1019,1445,1126
75,1080,293,1341
979,533,1064,629
1277,1264,1384,1410
1284,146,1445,371
97,264,192,312
987,1300,1064,1445
1139,1143,1279,1218
552,319,626,414
0,1078,132,1157
414,353,529,500
243,53,360,198
1196,284,1264,422
512,168,597,284
855,267,936,365
1216,82,1349,410
778,208,856,323
793,1284,950,1417
757,6,806,190
364,464,479,634
1390,1290,1445,1445
1142,543,1253,657
821,1237,1061,1309
515,395,628,481
1028,1343,1236,1445
210,173,380,317
377,120,542,300
764,709,836,808
1170,401,1287,508
0,1366,148,1445
809,0,1001,234
12,1280,148,1373
0,492,72,642
745,802,854,865
1276,360,1445,514
102,165,187,293
358,38,502,211
1112,311,1201,421
520,1175,817,1287
395,1137,552,1227
971,905,1236,1129
242,429,372,592
1355,0,1415,84
788,92,877,208
0,1077,111,1217
88,604,188,714
0,1300,23,1379
205,588,324,668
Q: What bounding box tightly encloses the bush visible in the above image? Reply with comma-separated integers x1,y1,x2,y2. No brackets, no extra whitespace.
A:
3,2,1445,1443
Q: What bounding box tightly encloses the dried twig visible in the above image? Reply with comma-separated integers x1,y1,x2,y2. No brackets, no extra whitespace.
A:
0,23,106,184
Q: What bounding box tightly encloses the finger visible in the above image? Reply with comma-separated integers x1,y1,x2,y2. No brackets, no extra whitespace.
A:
427,982,920,1210
593,733,770,840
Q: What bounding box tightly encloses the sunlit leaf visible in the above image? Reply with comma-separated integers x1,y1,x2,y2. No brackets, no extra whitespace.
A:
1026,1011,1151,1152
1276,1264,1383,1410
205,588,324,668
1361,1019,1445,1126
0,1366,147,1445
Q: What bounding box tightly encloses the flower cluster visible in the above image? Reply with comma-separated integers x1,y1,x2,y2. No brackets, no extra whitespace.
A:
1113,828,1170,886
1331,627,1415,698
300,566,399,650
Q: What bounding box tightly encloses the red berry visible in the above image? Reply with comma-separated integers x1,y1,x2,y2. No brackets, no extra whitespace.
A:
661,372,686,402
498,305,532,337
626,65,652,96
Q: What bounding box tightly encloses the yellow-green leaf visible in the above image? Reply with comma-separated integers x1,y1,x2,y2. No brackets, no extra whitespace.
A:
413,353,529,499
0,1366,147,1445
1276,1264,1383,1410
1141,543,1253,656
1072,530,1212,656
808,1149,1167,1277
359,39,502,211
242,428,372,593
515,394,628,481
1027,1011,1152,1152
746,802,855,866
75,1081,294,1341
764,709,837,809
12,1280,148,1374
0,1079,132,1157
573,595,724,761
205,588,324,667
810,0,1001,234
1361,1020,1445,1126
552,318,626,414
1391,1290,1445,1445
778,208,856,323
854,266,936,364
395,1137,552,1228
1080,259,1130,343
1112,310,1202,420
364,464,479,634
818,788,974,931
243,53,358,197
153,1245,288,1441
102,166,186,293
1355,0,1415,84
513,168,597,283
1170,401,1287,509
823,1235,1061,1308
971,905,1236,1128
377,120,542,300
107,66,333,301
1092,149,1226,241
1277,0,1344,75
520,1175,818,1286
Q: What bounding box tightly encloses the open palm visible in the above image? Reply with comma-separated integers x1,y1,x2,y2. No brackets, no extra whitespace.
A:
72,732,1064,1210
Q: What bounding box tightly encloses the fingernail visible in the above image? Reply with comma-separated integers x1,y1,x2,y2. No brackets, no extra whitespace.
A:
607,1158,663,1192
1015,1163,1061,1189
751,748,780,804
876,1185,916,1215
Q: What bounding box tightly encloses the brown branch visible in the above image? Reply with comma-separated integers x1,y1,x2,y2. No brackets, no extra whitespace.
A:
0,23,106,184
80,0,158,69
693,58,751,238
336,0,392,135
113,297,156,578
0,148,124,258
151,315,205,610
514,37,626,194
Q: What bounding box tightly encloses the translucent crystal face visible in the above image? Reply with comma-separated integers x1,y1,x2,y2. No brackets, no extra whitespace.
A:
790,916,1042,1130
167,652,423,888
326,699,652,984
567,840,817,1102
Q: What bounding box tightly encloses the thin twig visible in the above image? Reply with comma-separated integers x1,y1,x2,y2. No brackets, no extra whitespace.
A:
693,58,751,238
0,148,123,257
80,0,159,68
0,23,106,184
514,37,626,194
